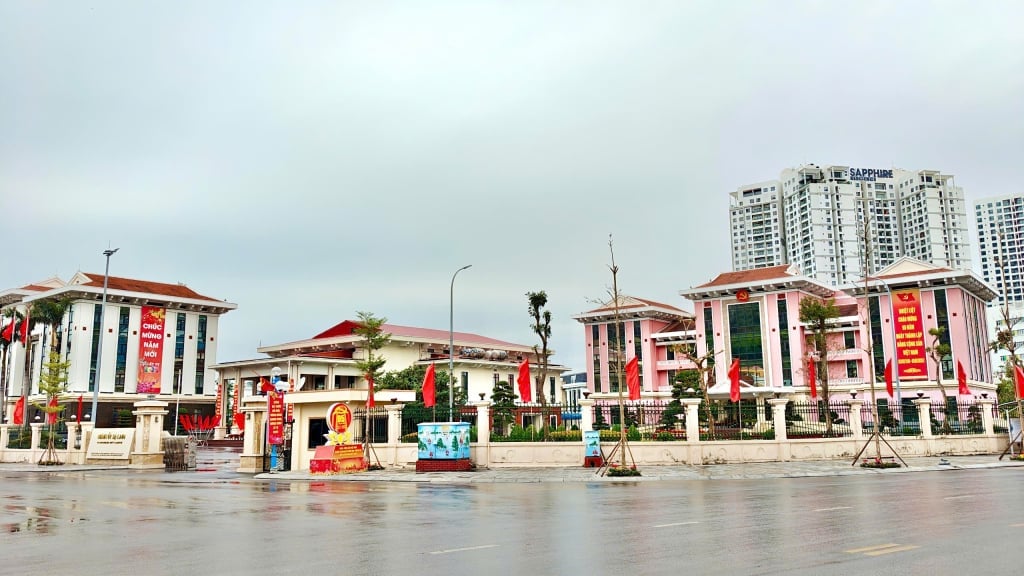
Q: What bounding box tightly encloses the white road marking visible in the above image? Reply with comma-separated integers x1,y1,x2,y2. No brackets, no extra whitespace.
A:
943,494,975,500
814,506,852,512
846,543,919,556
652,521,699,528
864,545,919,556
430,544,499,555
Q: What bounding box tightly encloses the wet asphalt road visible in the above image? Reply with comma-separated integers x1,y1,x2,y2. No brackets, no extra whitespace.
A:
1,467,1022,576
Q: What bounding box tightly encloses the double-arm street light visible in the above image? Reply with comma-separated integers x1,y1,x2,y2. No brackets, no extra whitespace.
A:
91,247,119,426
449,265,472,420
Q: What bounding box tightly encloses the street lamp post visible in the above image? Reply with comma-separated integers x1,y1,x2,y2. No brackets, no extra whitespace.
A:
91,247,118,427
449,265,471,421
864,274,902,408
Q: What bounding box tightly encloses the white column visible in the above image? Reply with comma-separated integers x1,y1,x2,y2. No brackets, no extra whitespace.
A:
131,399,169,469
977,397,996,436
30,422,44,460
579,398,595,433
848,399,864,440
0,424,8,459
65,422,80,464
768,398,788,441
682,399,701,442
474,401,491,468
914,398,933,438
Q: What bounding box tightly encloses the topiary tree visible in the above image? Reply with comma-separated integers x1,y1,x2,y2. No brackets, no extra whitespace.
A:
490,379,516,436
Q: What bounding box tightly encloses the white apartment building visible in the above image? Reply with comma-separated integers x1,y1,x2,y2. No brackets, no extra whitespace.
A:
730,164,971,286
976,193,1024,373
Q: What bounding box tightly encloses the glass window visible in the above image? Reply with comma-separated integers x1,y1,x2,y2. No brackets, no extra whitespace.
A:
728,302,764,385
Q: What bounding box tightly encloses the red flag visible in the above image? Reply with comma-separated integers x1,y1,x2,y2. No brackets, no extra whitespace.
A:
46,397,58,425
884,359,894,398
233,412,245,433
0,319,13,342
807,357,818,400
422,363,436,408
728,358,740,402
517,359,532,403
957,361,970,396
625,356,641,401
366,373,375,408
77,395,83,423
259,378,275,393
12,396,25,425
18,313,29,342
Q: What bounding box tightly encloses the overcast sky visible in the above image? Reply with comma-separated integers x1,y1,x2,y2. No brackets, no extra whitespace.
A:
2,1,1022,373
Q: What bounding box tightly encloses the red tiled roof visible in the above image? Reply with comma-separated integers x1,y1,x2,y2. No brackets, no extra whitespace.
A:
314,321,528,349
20,284,51,292
79,273,222,302
693,265,794,288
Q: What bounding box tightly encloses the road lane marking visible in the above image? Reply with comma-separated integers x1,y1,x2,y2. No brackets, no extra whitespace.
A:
943,495,975,500
653,521,699,528
814,506,852,512
864,545,919,556
846,543,919,556
430,544,499,555
1011,523,1024,527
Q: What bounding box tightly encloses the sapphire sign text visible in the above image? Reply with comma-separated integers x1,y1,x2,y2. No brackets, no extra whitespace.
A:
850,168,893,181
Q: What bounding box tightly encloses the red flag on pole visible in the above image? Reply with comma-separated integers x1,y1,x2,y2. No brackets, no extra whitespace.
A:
366,373,375,408
807,357,818,400
1015,364,1024,399
77,395,83,423
422,363,436,408
12,396,25,425
625,356,641,401
517,359,532,403
18,313,29,342
0,319,13,342
46,397,58,425
957,361,970,396
728,358,741,402
884,359,894,398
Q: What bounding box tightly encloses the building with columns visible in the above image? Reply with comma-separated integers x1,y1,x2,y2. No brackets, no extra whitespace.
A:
1,272,236,427
576,259,997,414
211,319,568,471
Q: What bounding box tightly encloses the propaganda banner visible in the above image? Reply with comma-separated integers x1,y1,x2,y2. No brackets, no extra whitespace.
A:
892,289,928,380
214,382,223,423
136,307,166,393
267,390,284,446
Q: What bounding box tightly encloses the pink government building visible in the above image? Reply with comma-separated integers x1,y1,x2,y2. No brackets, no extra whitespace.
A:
574,258,996,414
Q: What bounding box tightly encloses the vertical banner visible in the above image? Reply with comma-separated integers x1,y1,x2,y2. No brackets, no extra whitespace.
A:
136,307,166,393
892,289,927,379
214,382,223,425
267,390,284,445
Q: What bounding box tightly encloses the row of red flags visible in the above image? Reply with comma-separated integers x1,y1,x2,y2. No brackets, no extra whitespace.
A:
1,317,30,343
418,359,545,407
803,357,974,400
179,414,218,432
8,395,83,425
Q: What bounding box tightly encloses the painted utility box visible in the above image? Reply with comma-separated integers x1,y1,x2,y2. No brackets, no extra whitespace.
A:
417,422,470,460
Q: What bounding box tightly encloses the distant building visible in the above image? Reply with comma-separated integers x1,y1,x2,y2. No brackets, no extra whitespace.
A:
730,164,971,286
975,193,1024,373
1,272,236,427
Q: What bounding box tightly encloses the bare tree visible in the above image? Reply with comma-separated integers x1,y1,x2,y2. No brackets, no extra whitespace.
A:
526,291,552,407
673,343,719,437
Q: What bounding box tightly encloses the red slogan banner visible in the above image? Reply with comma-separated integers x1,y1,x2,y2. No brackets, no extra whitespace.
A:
214,382,223,424
267,390,284,445
136,307,166,393
892,289,927,380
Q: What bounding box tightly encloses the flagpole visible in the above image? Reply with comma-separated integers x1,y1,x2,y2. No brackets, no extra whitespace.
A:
449,264,471,422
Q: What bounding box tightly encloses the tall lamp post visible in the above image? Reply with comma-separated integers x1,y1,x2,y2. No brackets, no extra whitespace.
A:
449,264,472,421
863,274,902,408
91,247,118,427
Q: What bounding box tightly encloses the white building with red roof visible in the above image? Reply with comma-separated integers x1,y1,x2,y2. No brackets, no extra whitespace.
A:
1,272,236,427
211,320,569,471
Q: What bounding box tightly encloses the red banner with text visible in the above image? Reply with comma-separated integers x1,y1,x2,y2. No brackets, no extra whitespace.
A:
892,289,927,380
214,382,223,424
267,390,284,445
136,307,166,393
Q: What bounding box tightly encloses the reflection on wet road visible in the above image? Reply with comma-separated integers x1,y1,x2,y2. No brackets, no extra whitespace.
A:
1,468,1022,575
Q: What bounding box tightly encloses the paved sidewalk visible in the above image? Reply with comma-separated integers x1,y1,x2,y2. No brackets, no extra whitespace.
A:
2,454,1021,484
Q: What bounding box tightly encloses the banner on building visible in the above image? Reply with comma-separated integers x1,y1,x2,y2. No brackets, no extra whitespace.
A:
214,382,223,423
136,307,166,393
892,289,927,380
267,389,284,446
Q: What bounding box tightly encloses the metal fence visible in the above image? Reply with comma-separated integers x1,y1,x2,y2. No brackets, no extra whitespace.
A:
928,400,986,435
400,405,476,441
786,401,855,438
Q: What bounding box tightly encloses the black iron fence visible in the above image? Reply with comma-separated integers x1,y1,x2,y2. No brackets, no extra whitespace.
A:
389,398,995,443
